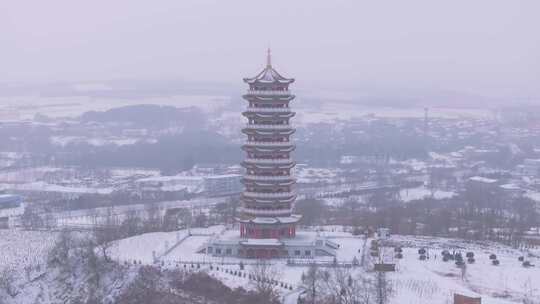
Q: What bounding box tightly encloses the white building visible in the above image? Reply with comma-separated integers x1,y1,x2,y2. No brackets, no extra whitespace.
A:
136,176,204,194
135,174,242,197
203,174,242,197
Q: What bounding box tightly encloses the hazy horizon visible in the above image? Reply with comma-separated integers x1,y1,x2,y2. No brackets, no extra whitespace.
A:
1,0,539,100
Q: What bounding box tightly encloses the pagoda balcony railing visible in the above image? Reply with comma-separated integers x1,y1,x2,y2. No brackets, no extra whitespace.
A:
243,175,295,181
245,90,291,96
243,191,296,198
244,158,293,164
239,207,292,216
244,124,292,129
244,141,293,147
244,107,293,113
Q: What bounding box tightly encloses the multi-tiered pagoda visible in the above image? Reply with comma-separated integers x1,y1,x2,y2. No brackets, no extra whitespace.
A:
206,50,337,259
237,50,301,251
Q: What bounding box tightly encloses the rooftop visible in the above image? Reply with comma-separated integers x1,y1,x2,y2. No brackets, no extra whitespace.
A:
239,238,283,246
469,176,498,184
0,194,22,204
243,49,294,85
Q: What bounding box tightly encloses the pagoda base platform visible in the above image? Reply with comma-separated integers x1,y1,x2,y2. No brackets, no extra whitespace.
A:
205,229,339,259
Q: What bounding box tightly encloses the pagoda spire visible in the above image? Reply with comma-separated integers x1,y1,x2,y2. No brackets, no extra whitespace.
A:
266,47,272,67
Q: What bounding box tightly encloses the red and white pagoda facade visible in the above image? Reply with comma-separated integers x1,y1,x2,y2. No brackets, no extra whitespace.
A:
206,50,337,259
238,49,300,239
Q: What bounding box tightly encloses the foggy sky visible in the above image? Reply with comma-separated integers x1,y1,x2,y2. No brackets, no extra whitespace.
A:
0,0,539,99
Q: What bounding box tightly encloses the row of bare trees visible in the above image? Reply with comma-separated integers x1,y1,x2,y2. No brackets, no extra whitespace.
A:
299,264,392,304
239,260,394,304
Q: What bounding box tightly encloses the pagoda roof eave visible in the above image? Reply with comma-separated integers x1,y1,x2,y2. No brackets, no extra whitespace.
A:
243,66,294,85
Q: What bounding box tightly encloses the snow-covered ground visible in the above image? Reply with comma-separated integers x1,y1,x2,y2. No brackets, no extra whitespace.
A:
0,230,57,271
111,226,539,303
383,235,540,304
400,186,457,202
294,103,493,124
0,94,231,121
50,136,140,147
1,225,538,303
110,225,226,264
2,181,114,195
110,230,189,264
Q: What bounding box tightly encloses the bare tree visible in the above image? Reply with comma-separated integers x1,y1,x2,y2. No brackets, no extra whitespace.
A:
94,208,121,262
319,267,377,304
249,261,282,302
348,274,376,304
0,267,18,298
20,206,43,229
374,272,393,304
301,264,323,304
48,229,74,268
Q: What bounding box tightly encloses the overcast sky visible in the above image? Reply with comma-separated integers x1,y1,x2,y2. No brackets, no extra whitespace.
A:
0,0,538,98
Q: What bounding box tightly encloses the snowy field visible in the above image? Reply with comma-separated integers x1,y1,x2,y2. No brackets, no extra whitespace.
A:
399,186,457,202
110,225,226,264
1,92,491,126
293,102,492,125
382,235,540,304
1,226,537,303
112,226,540,303
0,230,57,271
0,94,231,121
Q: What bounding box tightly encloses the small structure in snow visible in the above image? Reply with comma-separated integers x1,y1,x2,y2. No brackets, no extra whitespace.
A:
374,263,396,272
454,294,481,304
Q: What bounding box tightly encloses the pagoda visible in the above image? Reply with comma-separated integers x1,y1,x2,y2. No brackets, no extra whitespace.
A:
235,49,301,257
205,50,337,259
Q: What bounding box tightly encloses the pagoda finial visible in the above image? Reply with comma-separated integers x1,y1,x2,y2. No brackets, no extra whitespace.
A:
266,47,272,67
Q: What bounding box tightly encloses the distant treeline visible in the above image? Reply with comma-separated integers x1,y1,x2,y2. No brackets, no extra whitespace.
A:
61,131,240,173
2,104,443,172
80,104,206,129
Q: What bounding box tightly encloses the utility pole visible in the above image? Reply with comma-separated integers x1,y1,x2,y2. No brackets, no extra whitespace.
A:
424,107,429,143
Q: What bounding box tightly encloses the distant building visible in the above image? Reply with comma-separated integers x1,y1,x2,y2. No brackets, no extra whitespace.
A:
135,174,242,198
520,159,540,176
462,146,499,162
136,175,204,195
203,174,242,197
468,176,498,188
377,227,390,239
0,194,25,228
499,183,524,199
340,155,381,165
467,176,499,199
